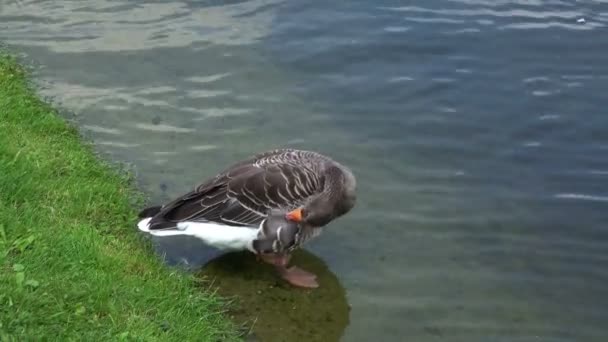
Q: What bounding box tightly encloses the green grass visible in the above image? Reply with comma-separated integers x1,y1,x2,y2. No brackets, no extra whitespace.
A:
0,53,240,341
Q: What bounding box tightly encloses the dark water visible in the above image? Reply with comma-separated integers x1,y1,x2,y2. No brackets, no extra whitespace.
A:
2,0,608,340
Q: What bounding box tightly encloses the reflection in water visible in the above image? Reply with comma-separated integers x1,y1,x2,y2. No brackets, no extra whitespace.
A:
199,249,349,342
1,0,283,52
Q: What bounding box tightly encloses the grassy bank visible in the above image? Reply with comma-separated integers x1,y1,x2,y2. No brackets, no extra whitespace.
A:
0,54,239,341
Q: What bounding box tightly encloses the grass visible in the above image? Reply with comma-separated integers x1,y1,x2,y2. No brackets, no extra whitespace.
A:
0,53,240,341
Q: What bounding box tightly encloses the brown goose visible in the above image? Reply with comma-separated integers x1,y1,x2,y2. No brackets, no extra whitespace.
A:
137,148,357,288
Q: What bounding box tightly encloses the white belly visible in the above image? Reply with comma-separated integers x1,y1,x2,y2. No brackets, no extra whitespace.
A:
137,217,259,251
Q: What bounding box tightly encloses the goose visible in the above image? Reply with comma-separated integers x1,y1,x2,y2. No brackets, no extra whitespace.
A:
137,148,357,288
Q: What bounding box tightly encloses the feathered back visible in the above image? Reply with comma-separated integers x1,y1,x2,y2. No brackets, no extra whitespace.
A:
147,149,356,232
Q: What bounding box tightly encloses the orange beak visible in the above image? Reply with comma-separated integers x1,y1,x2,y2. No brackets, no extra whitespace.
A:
286,208,303,222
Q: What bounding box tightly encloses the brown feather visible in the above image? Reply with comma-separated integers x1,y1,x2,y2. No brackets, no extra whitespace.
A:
146,148,357,240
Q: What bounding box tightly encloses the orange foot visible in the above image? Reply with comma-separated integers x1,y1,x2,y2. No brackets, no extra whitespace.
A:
278,266,319,289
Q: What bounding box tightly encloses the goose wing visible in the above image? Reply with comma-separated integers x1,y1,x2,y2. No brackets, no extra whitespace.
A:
147,157,321,229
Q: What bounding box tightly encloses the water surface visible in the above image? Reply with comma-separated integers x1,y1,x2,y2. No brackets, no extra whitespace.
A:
2,0,608,341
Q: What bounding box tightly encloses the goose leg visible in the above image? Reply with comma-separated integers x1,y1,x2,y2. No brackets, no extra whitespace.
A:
257,253,291,267
255,253,319,288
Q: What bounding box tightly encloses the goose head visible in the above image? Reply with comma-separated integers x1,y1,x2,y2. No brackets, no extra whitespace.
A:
286,164,357,228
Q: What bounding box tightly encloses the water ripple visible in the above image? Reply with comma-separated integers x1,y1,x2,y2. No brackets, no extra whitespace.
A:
379,6,583,20
1,0,283,52
555,193,608,202
185,73,232,83
134,123,195,133
185,89,231,99
500,21,603,30
383,26,410,33
377,4,605,31
82,124,121,135
189,145,218,152
96,140,140,148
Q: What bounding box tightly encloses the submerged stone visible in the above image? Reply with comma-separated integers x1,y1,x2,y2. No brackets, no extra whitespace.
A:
198,249,350,342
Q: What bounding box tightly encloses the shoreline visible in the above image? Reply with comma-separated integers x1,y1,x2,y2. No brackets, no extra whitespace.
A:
0,52,240,340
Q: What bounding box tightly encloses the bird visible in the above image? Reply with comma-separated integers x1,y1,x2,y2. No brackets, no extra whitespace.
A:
137,148,357,288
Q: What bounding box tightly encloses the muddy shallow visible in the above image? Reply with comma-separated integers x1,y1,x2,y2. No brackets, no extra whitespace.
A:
198,249,350,342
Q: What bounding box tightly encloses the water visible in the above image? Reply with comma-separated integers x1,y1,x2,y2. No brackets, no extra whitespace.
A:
2,0,608,340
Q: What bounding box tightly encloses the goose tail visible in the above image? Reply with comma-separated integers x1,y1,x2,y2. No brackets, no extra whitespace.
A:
137,217,154,233
138,205,162,218
138,220,259,250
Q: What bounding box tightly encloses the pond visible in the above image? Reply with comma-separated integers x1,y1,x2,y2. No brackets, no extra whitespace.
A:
2,0,608,340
